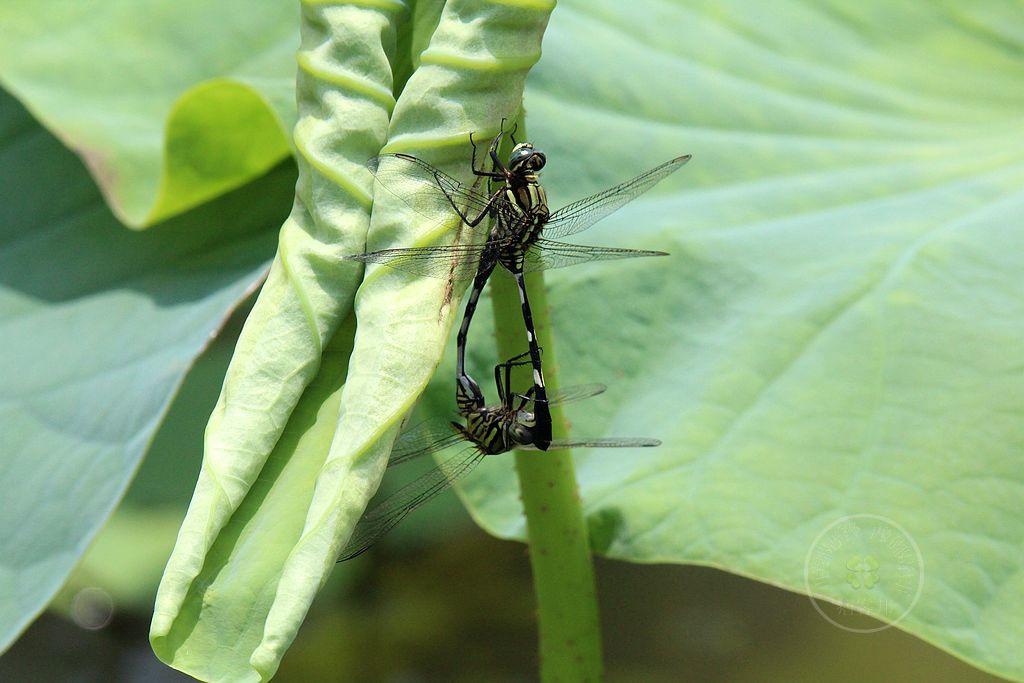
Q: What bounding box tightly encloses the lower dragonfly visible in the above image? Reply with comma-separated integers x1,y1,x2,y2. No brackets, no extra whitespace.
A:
349,123,689,451
337,352,661,562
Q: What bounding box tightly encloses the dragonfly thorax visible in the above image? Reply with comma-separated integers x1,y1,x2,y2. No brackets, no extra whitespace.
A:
463,408,509,454
463,406,538,454
501,178,548,217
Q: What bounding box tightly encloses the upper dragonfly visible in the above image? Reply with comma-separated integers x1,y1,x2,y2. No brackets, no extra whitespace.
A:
337,351,661,562
348,122,690,450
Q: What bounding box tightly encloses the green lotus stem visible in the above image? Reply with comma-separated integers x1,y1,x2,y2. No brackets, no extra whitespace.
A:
491,269,604,682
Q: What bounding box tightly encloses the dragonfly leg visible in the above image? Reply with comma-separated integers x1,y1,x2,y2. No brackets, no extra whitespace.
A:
440,180,502,228
509,121,519,146
499,349,536,367
516,385,537,413
495,350,533,409
456,262,496,415
470,131,503,181
495,350,544,410
495,360,509,407
499,349,540,414
511,268,552,450
488,127,509,176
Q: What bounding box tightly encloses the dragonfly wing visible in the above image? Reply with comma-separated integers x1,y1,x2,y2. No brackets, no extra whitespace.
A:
523,239,668,273
369,154,497,231
548,383,606,405
542,155,690,240
524,437,662,450
337,444,485,562
512,383,607,407
388,419,465,467
344,242,489,281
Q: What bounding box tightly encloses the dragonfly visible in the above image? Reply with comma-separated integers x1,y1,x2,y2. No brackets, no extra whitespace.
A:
337,352,661,562
349,123,690,451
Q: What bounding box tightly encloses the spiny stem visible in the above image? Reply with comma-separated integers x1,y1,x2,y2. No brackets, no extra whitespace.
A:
491,269,604,682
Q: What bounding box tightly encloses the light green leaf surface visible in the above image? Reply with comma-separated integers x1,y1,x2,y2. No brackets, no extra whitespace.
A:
442,1,1023,679
53,305,253,617
0,0,297,226
0,88,289,653
149,3,398,680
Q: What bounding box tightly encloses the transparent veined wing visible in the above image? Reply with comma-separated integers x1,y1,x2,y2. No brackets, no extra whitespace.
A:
387,419,466,467
370,153,526,231
369,154,495,225
343,241,489,281
386,384,608,467
512,383,607,406
526,437,662,450
523,238,667,273
337,444,485,562
541,155,691,240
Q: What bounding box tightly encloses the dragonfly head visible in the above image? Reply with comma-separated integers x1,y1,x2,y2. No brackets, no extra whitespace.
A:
508,409,536,445
508,143,546,174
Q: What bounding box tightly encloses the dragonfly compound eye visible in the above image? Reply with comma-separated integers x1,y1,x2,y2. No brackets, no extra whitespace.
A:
511,421,535,445
508,143,536,171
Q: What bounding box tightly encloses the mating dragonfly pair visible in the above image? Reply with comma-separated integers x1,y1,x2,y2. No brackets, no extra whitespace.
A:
339,123,689,560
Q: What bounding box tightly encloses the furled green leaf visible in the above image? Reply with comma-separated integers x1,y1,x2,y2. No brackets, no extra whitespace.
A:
317,0,556,592
146,1,554,679
154,317,359,682
149,3,399,680
444,1,1024,679
0,0,297,226
0,88,289,653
